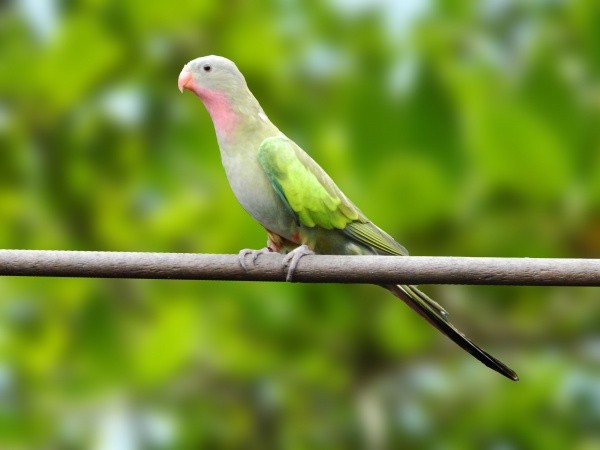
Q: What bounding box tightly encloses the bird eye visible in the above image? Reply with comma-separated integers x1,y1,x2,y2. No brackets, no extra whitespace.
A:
203,64,211,72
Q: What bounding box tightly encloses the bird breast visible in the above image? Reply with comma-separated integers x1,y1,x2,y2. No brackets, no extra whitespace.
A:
220,145,297,240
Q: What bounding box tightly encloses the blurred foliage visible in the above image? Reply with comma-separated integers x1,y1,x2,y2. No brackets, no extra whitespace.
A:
1,0,600,448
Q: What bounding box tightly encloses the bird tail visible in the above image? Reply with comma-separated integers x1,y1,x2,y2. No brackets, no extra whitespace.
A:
385,284,518,381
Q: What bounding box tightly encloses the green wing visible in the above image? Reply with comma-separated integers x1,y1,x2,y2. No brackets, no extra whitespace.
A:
257,136,408,256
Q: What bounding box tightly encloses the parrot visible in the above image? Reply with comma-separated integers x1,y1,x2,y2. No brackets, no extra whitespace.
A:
178,55,518,381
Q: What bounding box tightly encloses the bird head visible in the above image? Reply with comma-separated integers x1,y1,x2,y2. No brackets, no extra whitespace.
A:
178,55,248,102
178,55,269,139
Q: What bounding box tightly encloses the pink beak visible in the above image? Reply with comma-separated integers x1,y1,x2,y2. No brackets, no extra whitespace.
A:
178,68,193,93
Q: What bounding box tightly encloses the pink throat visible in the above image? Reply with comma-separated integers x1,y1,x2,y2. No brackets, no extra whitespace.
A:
196,87,237,137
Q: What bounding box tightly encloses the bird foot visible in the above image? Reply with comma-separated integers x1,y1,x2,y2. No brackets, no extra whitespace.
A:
282,244,315,282
238,247,272,270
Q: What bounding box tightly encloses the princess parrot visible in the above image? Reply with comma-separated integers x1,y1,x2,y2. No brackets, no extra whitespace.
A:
178,55,518,381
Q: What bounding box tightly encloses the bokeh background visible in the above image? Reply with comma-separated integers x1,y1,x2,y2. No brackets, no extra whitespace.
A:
2,0,600,448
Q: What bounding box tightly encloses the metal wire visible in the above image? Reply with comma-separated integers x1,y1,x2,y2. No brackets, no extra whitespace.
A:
0,250,599,286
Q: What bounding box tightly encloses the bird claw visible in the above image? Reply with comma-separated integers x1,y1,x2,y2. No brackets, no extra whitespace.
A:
238,247,271,270
282,244,314,282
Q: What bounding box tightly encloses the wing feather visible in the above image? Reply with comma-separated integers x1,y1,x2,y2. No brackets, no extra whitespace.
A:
344,222,408,256
258,136,360,230
257,136,407,255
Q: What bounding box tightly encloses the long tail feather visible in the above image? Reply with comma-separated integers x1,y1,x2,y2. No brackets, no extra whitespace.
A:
385,284,518,381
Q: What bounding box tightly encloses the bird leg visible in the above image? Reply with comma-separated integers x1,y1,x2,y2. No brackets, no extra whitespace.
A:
238,247,273,270
282,244,315,282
